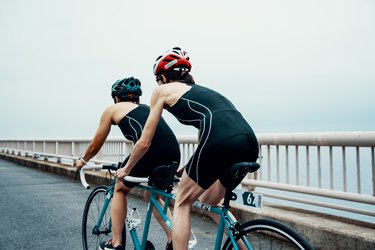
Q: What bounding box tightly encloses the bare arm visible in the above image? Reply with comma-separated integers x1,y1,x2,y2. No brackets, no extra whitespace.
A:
116,87,165,179
76,107,112,169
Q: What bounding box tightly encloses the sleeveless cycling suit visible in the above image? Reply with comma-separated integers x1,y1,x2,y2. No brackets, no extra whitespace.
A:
168,84,258,189
118,104,180,188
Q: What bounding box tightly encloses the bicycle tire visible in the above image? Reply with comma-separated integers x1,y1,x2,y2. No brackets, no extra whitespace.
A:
222,218,314,250
145,240,156,250
82,185,126,250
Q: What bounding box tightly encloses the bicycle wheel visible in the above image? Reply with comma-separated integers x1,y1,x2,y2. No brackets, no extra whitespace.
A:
145,240,156,250
82,185,126,250
222,219,314,250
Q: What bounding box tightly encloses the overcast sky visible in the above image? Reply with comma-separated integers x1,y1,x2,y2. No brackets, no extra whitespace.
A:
0,0,374,139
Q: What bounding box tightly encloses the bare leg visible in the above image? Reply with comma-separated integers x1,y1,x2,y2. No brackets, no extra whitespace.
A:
111,179,131,247
143,191,173,243
199,180,246,249
172,172,205,250
198,180,226,223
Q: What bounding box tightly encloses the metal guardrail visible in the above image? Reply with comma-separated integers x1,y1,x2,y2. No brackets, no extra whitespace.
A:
1,131,374,218
251,131,375,217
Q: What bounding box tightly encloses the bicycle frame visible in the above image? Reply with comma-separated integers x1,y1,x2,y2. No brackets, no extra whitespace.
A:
129,184,174,249
81,165,251,250
132,184,249,250
82,163,313,250
190,197,252,250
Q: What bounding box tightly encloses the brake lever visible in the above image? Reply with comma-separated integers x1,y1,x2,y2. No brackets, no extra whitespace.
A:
74,169,79,180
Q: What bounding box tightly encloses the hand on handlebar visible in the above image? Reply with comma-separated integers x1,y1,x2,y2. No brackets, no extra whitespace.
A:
116,166,130,180
75,159,85,170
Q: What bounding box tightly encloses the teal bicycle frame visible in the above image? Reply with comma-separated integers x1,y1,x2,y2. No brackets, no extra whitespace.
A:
82,165,252,250
82,162,312,250
129,185,174,249
128,183,251,250
190,197,252,250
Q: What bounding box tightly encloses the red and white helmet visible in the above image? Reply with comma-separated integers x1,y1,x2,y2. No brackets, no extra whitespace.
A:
153,47,192,76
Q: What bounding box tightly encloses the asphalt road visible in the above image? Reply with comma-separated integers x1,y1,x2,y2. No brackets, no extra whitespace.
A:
0,159,218,250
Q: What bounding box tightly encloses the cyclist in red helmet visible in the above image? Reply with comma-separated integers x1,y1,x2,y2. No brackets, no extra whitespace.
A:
117,48,259,249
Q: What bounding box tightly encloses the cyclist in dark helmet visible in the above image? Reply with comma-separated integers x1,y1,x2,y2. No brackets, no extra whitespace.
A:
117,48,259,249
76,77,180,250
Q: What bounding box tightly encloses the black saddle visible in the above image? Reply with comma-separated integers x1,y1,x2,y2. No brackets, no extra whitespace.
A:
227,162,260,189
227,162,260,186
148,162,178,193
222,162,260,207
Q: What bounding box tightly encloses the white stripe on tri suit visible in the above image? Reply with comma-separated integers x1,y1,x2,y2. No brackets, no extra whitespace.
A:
178,97,213,186
127,116,144,141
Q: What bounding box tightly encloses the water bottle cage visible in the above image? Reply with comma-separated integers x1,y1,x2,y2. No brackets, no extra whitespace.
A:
126,207,141,229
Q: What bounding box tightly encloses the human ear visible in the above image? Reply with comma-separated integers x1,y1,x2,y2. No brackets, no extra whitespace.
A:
161,74,168,84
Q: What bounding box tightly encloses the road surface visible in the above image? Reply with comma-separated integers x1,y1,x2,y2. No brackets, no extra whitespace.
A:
0,159,218,249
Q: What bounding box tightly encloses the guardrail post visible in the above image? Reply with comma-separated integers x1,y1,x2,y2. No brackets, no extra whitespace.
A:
43,141,48,161
56,142,62,164
246,171,258,191
32,141,37,159
372,147,375,197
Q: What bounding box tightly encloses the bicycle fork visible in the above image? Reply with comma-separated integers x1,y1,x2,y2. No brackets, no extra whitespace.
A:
94,189,114,235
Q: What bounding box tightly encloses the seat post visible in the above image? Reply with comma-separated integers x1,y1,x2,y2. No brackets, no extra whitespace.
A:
222,162,260,208
223,188,233,208
223,178,237,208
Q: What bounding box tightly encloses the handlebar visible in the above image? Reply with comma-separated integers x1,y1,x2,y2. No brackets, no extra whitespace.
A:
79,164,149,189
79,165,103,189
124,176,149,183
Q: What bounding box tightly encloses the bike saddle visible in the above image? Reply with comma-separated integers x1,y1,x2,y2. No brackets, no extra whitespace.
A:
148,162,178,193
225,162,260,191
229,162,260,176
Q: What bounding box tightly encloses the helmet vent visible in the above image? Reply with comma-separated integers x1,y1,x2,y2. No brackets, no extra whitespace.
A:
153,47,191,76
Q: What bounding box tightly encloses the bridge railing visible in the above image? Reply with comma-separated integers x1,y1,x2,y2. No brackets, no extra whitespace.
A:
1,131,374,218
247,131,375,218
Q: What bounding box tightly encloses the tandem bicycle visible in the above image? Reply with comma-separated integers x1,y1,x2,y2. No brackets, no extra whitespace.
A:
79,161,314,250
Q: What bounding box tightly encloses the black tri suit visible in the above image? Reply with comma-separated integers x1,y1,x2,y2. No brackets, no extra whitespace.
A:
167,84,258,189
118,104,180,188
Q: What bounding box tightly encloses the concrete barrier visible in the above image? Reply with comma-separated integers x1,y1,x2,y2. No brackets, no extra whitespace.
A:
1,152,374,250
